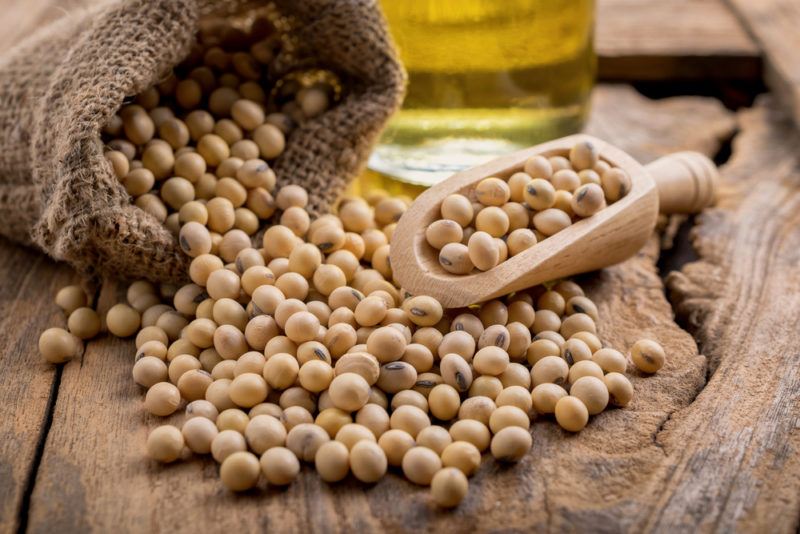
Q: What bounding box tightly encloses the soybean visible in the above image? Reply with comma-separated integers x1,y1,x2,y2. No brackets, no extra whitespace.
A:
431,467,469,508
631,339,666,373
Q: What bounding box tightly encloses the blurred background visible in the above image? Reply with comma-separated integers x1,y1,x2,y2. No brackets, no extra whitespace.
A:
2,0,764,198
358,0,763,196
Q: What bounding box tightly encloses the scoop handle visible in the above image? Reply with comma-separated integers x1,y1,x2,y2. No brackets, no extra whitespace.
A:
644,151,719,214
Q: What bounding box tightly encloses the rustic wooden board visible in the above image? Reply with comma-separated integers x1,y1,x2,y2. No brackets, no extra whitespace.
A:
665,98,800,532
0,240,80,533
597,0,761,80
586,85,736,163
0,0,791,530
0,3,89,532
726,0,800,131
24,86,738,532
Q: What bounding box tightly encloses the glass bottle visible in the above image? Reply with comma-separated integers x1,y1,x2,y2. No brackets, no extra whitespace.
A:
367,0,595,191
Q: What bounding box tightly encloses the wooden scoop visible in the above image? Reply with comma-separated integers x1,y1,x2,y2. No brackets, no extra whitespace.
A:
390,134,718,308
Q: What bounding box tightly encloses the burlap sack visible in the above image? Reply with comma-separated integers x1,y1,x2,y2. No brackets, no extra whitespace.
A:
0,0,404,284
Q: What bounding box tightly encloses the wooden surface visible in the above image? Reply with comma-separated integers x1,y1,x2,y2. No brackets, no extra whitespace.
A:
7,85,739,533
3,0,800,532
665,98,800,531
0,244,80,534
596,0,761,80
726,0,800,130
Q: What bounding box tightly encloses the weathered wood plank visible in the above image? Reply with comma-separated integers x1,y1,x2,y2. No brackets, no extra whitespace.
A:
586,85,736,163
663,98,800,532
597,0,761,80
0,5,100,531
25,86,737,532
726,0,800,131
26,245,702,534
0,239,80,533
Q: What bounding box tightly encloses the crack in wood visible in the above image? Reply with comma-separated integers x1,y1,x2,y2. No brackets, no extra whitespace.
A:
658,98,800,532
15,365,62,534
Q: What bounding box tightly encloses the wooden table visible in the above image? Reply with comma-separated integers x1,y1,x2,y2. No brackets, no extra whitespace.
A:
2,1,800,533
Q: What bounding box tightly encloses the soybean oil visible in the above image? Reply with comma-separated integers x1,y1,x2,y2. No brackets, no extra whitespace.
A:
368,0,595,190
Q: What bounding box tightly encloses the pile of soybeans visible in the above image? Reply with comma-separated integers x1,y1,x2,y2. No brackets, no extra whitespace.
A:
37,17,666,509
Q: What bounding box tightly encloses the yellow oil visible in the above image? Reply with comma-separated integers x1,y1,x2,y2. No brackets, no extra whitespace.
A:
366,0,595,190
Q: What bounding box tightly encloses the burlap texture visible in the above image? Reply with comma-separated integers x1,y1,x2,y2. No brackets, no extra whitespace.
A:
0,0,404,284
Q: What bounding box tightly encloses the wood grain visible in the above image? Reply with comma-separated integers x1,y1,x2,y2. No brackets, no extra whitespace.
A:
597,0,761,80
0,3,94,531
0,0,788,531
27,239,701,534
25,87,737,533
0,239,80,533
664,98,800,532
725,0,800,131
586,85,737,163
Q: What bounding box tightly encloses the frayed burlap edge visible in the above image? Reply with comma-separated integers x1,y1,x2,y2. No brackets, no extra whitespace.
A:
0,0,404,284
